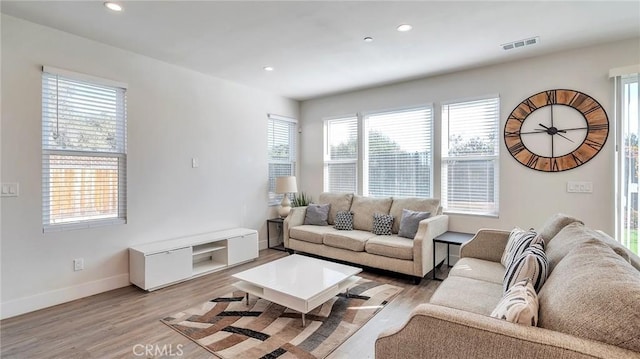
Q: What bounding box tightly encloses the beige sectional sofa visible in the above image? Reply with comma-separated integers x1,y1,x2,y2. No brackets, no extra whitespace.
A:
375,214,640,358
283,192,449,283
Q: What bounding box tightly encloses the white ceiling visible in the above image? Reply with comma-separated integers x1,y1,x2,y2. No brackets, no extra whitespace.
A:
2,1,639,100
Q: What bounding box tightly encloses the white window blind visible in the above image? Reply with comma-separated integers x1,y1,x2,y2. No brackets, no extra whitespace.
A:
324,116,358,193
42,67,127,231
268,114,297,205
364,107,433,197
441,97,499,215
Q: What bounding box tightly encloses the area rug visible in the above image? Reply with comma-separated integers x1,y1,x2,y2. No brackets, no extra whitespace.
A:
161,279,402,359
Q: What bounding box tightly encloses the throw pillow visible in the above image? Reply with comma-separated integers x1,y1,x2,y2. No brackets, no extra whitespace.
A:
491,278,539,326
501,228,538,268
398,209,430,239
303,203,331,226
503,243,548,292
334,211,354,231
372,213,393,235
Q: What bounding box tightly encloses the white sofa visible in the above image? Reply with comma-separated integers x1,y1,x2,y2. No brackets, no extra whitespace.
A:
283,192,449,283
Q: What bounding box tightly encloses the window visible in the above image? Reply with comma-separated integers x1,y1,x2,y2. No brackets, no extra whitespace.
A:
42,67,127,231
324,116,358,193
613,66,639,255
441,97,499,216
268,114,297,205
324,107,433,198
364,107,433,197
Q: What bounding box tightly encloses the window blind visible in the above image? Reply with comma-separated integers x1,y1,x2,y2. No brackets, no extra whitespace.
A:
364,107,433,197
268,114,297,205
42,68,127,231
324,116,358,193
441,97,499,215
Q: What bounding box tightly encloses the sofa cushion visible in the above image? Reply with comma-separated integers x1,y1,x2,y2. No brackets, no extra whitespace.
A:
503,243,548,292
398,209,431,239
365,235,413,260
546,222,633,272
372,213,394,235
430,276,503,316
334,210,354,231
303,203,330,226
538,240,640,352
318,192,353,225
389,197,441,234
491,278,539,326
290,225,337,245
350,196,393,231
323,230,375,252
448,258,505,284
539,213,583,242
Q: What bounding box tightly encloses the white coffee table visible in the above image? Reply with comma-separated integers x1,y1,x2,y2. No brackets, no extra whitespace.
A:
232,254,362,326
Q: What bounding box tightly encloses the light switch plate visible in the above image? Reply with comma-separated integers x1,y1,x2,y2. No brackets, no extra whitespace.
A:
1,183,19,197
567,181,593,193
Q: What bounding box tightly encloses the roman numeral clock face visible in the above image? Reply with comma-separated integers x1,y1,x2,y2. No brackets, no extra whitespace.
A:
504,89,609,172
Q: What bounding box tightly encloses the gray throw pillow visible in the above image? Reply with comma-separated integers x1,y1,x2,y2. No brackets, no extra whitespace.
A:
398,209,430,239
303,203,330,226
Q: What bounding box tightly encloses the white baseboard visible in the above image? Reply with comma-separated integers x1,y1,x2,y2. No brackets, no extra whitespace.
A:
258,239,268,250
0,273,130,320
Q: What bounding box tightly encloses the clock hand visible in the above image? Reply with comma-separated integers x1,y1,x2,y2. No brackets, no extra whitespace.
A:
556,133,574,143
519,130,550,135
538,123,550,130
555,126,588,132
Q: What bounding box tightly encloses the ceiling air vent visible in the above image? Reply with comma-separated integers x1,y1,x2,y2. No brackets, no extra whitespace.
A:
501,36,540,51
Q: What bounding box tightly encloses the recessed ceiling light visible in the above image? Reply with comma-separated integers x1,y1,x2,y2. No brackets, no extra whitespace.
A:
104,2,123,12
363,37,374,43
263,66,274,72
397,24,412,32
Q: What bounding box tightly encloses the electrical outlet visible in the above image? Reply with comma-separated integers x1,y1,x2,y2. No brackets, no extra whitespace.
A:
1,183,19,197
73,258,84,271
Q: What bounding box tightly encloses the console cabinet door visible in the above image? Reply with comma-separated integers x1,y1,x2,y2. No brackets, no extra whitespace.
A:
227,233,258,266
145,247,192,289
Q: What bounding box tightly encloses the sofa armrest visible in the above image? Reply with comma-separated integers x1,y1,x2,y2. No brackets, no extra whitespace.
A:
376,303,635,359
413,214,449,276
283,206,306,248
459,229,510,262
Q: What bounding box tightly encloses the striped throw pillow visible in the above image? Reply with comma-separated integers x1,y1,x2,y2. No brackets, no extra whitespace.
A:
491,278,539,326
501,228,539,268
504,243,548,292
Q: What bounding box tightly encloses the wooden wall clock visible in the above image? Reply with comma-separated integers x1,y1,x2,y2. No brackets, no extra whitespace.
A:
504,89,609,172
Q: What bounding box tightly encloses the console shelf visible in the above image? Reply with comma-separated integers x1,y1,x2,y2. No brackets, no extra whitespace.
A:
129,228,258,291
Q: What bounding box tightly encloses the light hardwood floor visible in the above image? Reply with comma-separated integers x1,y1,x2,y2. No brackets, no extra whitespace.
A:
0,250,443,358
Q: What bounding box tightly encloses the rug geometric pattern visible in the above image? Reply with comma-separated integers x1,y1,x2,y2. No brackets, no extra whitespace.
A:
161,279,402,359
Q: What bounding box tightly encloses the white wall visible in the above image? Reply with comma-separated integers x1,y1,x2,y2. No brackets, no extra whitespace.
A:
300,38,640,236
0,15,299,318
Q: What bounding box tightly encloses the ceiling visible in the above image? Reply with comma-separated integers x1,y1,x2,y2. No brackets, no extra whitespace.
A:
2,1,639,101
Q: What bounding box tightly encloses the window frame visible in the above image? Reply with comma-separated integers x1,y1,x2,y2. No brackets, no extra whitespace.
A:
267,113,298,206
41,66,128,232
441,95,500,217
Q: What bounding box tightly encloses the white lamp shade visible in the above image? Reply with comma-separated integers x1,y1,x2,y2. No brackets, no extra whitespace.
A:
275,176,297,194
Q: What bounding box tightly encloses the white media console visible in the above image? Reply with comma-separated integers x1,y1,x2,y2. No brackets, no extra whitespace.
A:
129,228,258,291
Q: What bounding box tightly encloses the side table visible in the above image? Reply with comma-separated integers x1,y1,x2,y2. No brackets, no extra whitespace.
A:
432,231,474,281
266,217,286,251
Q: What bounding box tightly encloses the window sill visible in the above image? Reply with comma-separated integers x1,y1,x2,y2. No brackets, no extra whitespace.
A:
43,218,126,233
443,210,499,219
